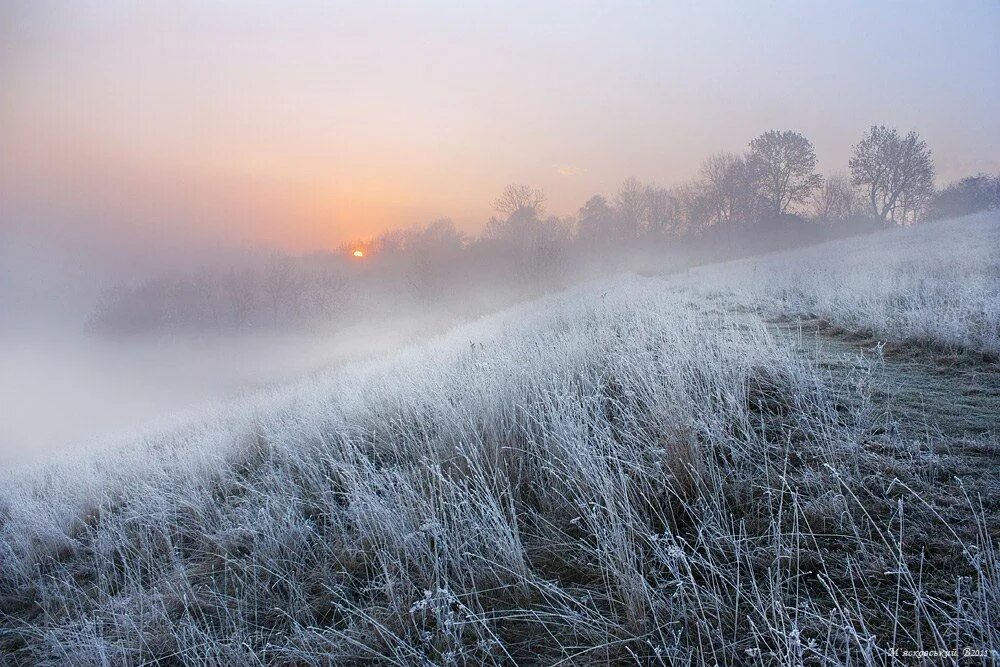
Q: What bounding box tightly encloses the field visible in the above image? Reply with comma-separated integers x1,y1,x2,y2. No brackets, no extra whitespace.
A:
1,213,998,664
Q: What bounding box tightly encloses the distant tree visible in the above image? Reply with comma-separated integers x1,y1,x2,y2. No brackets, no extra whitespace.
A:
642,185,682,237
224,269,257,329
302,267,346,320
576,195,616,241
701,152,760,225
850,125,935,224
409,219,466,295
263,253,296,325
748,130,822,216
614,177,646,239
670,182,714,233
493,184,546,218
370,220,466,299
522,215,573,287
485,185,547,242
926,174,1000,220
812,172,861,221
420,218,466,252
376,228,408,255
483,185,571,288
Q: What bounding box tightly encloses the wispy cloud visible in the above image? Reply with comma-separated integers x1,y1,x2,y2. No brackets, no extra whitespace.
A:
556,165,583,176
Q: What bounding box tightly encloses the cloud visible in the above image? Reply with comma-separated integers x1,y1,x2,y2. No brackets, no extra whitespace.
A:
555,165,583,176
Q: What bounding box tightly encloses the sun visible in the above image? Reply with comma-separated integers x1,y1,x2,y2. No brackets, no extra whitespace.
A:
352,249,364,258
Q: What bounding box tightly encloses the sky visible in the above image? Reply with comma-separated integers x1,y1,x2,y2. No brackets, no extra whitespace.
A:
1,0,998,261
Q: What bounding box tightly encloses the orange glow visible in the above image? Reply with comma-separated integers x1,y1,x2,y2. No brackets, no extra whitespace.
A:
353,249,365,258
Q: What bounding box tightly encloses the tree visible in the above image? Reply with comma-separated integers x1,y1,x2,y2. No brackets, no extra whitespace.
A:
701,152,760,225
576,195,616,241
493,183,546,218
812,172,861,222
850,125,935,224
670,182,714,233
926,174,1000,220
483,185,570,288
748,130,822,216
521,215,573,288
613,177,646,239
401,219,466,300
485,184,548,242
642,185,682,237
224,268,257,329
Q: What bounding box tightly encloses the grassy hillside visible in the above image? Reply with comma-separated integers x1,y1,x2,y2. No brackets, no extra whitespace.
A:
684,211,1000,356
2,215,998,664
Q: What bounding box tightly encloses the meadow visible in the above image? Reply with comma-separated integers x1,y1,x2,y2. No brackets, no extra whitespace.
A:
1,213,997,665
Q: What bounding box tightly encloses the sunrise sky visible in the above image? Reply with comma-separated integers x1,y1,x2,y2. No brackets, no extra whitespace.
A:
2,0,998,260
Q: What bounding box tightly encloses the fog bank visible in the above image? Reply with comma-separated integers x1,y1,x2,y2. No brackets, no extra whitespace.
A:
0,318,452,465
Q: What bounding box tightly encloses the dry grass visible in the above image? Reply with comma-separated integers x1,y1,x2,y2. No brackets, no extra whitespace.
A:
1,221,998,664
685,211,1000,356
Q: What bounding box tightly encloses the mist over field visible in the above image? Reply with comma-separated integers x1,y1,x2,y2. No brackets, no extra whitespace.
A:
0,326,442,464
2,1,999,664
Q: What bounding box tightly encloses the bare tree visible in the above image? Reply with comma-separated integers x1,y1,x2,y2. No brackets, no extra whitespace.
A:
518,215,572,290
813,172,860,221
701,152,760,225
850,125,934,224
749,130,822,216
614,177,646,238
642,185,681,237
263,253,296,326
576,195,616,241
408,219,466,300
493,184,546,218
485,184,549,243
482,185,572,289
224,269,257,329
670,181,714,233
927,174,1000,220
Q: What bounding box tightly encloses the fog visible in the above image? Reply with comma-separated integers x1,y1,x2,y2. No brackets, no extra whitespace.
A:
0,233,464,464
4,5,1000,663
0,325,446,465
2,1,998,466
4,146,999,464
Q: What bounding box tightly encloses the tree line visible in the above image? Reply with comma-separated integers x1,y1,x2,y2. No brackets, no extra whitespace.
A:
90,124,999,334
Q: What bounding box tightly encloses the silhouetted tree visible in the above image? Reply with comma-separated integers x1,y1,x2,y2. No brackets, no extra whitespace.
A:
614,177,646,239
493,184,546,218
670,182,714,233
927,174,1000,220
701,152,760,225
850,125,934,224
643,185,681,237
263,253,296,325
408,219,466,298
484,186,570,289
576,195,616,241
813,172,861,222
749,130,823,216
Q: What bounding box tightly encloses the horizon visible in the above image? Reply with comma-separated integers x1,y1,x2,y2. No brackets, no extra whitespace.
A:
2,4,1000,660
2,0,998,268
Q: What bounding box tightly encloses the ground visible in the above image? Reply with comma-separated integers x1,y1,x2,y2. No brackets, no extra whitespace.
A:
1,216,998,665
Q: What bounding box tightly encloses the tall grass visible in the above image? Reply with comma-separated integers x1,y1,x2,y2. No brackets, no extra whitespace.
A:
2,269,996,664
685,211,1000,355
5,211,1000,663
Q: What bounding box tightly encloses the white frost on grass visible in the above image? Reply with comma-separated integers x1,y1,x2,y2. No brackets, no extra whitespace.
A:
683,211,1000,354
1,222,997,663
